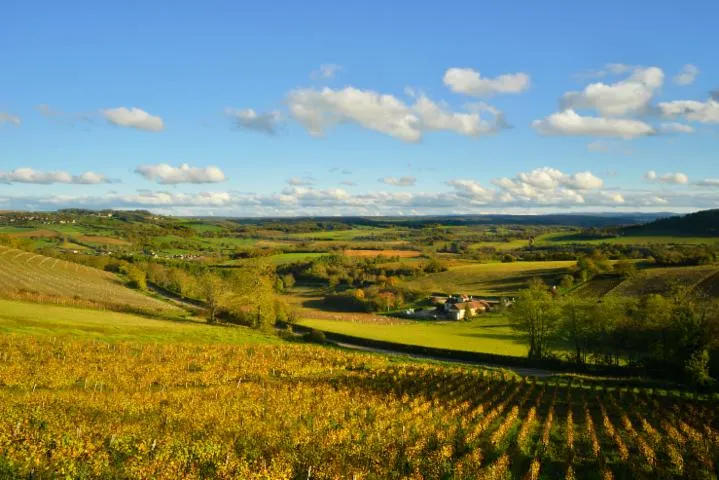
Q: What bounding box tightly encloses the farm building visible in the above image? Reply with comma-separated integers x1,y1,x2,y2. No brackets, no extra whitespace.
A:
443,296,491,320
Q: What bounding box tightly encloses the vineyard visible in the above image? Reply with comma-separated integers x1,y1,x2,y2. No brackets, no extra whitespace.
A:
0,245,178,314
1,336,717,479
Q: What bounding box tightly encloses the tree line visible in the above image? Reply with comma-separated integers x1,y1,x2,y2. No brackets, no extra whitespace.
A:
510,278,719,387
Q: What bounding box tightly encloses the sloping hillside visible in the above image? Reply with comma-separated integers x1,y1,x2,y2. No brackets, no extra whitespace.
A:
0,245,180,314
622,209,719,236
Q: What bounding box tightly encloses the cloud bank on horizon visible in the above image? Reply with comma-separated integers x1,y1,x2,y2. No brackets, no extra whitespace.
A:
1,2,717,216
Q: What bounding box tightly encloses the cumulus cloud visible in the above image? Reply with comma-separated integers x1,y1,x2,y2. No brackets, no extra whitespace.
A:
0,112,21,126
287,176,316,186
560,66,664,116
288,87,422,142
102,107,164,132
445,179,494,202
135,164,226,184
674,64,699,85
659,122,695,134
446,168,608,207
0,168,109,185
225,108,282,135
311,64,342,80
658,98,719,123
287,86,506,142
644,170,689,185
379,176,416,187
533,109,655,139
5,172,718,215
413,95,504,137
443,68,531,97
494,167,603,192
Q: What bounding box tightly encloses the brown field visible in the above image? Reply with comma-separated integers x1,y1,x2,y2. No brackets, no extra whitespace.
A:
344,249,421,258
77,235,130,246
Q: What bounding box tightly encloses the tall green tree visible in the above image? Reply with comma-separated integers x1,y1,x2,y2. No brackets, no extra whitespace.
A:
559,297,593,365
509,279,560,360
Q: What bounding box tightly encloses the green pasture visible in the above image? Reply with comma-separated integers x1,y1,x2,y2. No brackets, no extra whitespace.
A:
297,316,536,357
0,299,275,344
536,231,719,246
402,260,575,296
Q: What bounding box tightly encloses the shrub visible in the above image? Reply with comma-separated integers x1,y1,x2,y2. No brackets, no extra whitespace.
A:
303,329,326,344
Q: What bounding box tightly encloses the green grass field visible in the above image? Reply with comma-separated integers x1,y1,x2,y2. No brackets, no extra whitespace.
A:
286,227,401,240
403,260,575,296
297,316,532,356
0,299,274,344
537,231,719,246
468,239,529,251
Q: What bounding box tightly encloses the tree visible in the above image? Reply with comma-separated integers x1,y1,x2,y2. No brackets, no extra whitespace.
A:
509,279,560,360
559,297,593,365
199,272,230,324
613,260,637,278
281,273,296,290
125,265,147,291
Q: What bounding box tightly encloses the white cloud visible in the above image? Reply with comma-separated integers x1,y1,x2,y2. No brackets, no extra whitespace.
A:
225,108,282,135
379,176,416,187
658,99,719,123
446,179,494,202
0,112,21,126
5,172,719,215
102,107,164,132
659,122,695,134
443,68,531,97
287,86,505,142
135,163,226,184
0,168,109,184
311,64,342,80
287,176,316,186
494,167,603,192
644,170,689,185
561,66,664,116
674,64,699,85
287,87,422,142
533,109,655,139
412,95,503,137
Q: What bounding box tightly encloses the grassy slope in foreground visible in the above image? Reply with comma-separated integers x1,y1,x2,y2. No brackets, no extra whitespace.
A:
297,316,530,357
402,260,575,296
0,299,275,344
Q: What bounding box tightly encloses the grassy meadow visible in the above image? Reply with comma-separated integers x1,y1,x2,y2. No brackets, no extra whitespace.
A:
0,299,274,344
298,316,531,356
403,260,575,296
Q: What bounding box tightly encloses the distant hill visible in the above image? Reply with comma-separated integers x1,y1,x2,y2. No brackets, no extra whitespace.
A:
621,209,719,236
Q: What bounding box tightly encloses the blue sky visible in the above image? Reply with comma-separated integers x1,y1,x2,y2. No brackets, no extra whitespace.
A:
1,0,718,215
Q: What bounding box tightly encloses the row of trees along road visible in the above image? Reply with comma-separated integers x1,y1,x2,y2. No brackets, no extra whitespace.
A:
510,278,719,387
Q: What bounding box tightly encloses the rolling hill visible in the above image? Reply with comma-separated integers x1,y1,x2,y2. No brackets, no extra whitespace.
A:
0,245,180,314
621,208,719,236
